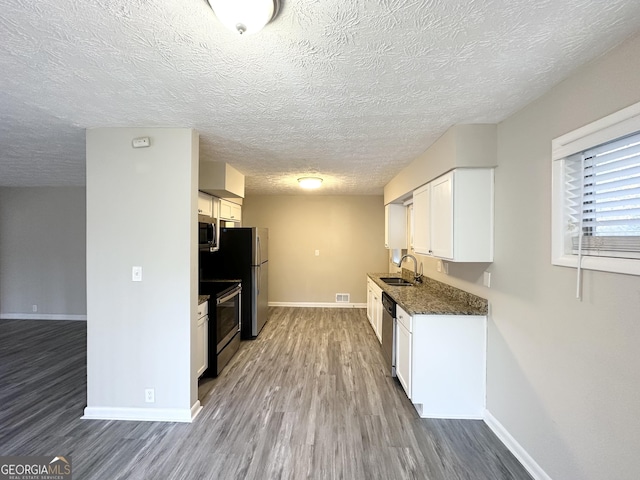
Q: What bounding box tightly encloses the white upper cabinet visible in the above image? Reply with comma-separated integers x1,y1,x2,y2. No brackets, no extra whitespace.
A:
430,172,454,259
408,203,414,251
199,161,245,199
413,168,494,262
412,183,431,256
197,191,213,217
219,199,242,223
385,204,407,249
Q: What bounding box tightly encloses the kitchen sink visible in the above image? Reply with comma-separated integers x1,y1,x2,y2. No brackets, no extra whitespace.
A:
379,277,413,286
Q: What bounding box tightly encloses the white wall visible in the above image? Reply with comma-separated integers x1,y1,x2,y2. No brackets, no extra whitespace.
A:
242,195,389,305
385,33,640,480
84,128,199,422
0,187,86,319
489,33,640,480
384,124,497,204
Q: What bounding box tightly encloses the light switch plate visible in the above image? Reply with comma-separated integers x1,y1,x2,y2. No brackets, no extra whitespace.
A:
483,271,491,288
132,266,143,282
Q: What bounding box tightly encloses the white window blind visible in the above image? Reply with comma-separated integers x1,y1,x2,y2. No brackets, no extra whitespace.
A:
552,100,640,280
565,132,640,259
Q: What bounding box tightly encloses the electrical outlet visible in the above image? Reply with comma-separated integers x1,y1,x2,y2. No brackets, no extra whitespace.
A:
483,271,491,288
438,261,448,274
315,249,320,256
32,304,38,312
145,388,155,403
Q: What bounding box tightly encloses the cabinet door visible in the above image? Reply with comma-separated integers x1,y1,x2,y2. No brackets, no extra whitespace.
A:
196,315,208,377
374,297,383,343
430,172,454,259
197,192,213,217
366,281,373,324
230,203,242,222
385,204,406,249
220,200,242,222
219,200,232,220
211,197,220,219
408,203,414,251
396,321,412,398
373,287,383,342
413,183,431,255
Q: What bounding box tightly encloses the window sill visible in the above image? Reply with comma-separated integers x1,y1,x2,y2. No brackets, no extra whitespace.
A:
552,254,640,277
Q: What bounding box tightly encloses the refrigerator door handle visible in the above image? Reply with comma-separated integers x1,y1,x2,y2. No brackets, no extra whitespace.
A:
257,264,261,296
257,236,262,266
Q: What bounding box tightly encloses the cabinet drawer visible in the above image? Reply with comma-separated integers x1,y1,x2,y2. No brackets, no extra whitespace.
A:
197,314,208,326
396,305,411,332
197,302,208,318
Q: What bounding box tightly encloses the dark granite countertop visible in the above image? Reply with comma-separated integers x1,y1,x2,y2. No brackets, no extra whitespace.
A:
198,295,210,305
367,272,488,316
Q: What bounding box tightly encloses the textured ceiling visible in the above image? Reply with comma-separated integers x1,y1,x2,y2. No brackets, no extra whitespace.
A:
1,0,640,194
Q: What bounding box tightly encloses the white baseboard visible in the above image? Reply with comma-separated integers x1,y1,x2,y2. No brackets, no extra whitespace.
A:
484,410,553,480
82,405,196,423
0,313,87,321
191,401,203,421
268,302,366,309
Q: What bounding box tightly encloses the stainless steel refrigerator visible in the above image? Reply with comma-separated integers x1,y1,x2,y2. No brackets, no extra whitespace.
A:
200,227,268,338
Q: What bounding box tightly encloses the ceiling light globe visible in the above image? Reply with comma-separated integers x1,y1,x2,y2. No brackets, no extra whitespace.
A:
298,177,323,189
208,0,279,35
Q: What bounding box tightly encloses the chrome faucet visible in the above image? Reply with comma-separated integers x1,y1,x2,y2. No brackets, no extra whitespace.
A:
397,254,422,283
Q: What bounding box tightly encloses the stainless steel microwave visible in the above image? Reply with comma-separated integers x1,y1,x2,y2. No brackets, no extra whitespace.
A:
198,216,219,252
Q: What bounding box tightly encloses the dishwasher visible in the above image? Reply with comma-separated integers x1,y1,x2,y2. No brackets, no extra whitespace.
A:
381,292,396,377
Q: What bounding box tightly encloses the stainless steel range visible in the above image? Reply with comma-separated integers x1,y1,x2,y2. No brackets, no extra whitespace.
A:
200,280,241,376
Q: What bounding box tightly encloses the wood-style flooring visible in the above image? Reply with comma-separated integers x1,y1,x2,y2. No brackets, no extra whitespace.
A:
0,308,532,480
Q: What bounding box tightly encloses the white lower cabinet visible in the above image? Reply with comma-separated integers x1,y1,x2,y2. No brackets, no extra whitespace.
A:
196,302,209,377
395,307,412,398
366,279,374,324
394,304,486,419
366,277,383,343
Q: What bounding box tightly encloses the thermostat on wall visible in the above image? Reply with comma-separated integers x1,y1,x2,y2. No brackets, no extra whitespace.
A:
132,137,150,148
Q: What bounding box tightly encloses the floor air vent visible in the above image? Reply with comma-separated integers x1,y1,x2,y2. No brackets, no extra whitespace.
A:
335,293,350,303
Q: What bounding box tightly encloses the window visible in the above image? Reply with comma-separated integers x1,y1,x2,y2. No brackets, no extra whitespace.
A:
552,101,640,277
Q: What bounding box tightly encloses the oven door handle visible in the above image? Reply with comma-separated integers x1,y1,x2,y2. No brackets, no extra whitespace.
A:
217,286,242,305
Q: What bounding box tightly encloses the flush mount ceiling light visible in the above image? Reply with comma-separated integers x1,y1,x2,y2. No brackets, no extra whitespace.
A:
207,0,280,35
298,177,323,189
